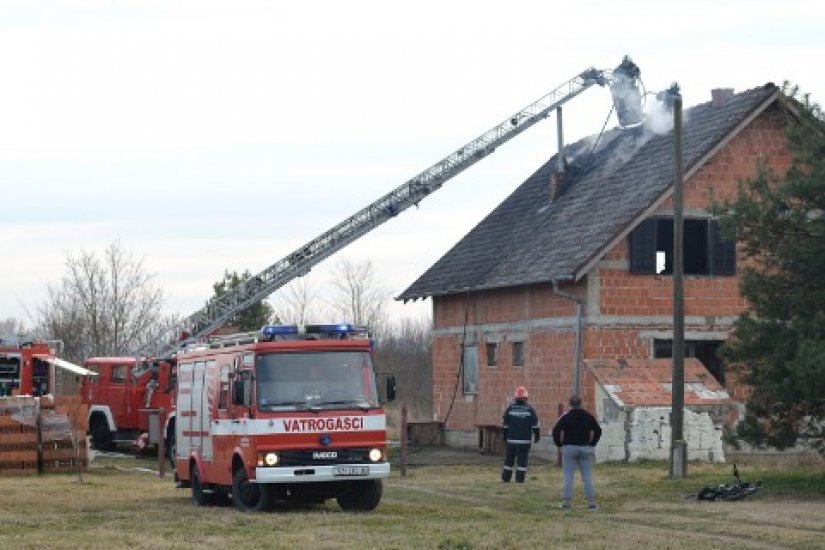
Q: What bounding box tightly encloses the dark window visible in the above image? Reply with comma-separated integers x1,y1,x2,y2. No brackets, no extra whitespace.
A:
0,355,21,396
110,365,127,383
630,218,735,276
512,341,524,367
654,339,725,384
32,358,49,396
486,343,498,367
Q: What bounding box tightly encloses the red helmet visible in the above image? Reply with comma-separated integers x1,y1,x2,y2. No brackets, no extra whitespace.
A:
514,386,529,399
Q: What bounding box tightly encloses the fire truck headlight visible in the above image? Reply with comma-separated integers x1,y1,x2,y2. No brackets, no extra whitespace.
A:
258,452,280,467
368,448,383,462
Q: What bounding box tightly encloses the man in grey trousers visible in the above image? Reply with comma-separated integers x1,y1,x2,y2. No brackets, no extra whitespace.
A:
551,395,602,511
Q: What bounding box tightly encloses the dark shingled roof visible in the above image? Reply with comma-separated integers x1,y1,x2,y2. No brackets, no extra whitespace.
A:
399,83,780,301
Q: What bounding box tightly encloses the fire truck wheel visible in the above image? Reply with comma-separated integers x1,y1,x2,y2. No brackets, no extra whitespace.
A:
90,416,114,451
191,465,214,506
336,480,383,512
232,468,273,512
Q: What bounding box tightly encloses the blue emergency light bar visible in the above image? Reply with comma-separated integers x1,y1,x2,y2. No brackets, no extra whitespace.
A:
260,324,363,339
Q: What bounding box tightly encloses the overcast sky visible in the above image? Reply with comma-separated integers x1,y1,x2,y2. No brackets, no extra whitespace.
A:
2,0,823,328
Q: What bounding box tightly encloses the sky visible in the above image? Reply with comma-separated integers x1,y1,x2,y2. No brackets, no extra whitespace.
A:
1,0,824,329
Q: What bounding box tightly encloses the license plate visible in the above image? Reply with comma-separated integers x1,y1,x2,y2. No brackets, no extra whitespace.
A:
333,465,369,476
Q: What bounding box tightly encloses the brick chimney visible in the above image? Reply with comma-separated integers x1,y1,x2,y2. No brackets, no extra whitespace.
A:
549,171,566,201
711,88,734,106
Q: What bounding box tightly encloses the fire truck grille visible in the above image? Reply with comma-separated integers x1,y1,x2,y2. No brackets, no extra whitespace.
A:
278,448,372,466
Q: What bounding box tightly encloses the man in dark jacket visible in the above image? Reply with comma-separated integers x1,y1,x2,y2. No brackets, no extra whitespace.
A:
551,395,602,511
501,386,540,483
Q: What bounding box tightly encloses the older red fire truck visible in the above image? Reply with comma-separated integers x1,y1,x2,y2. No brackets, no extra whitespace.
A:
81,357,176,455
1,339,53,397
1,336,94,397
174,323,395,512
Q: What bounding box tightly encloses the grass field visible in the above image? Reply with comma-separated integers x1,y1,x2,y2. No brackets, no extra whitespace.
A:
1,448,823,549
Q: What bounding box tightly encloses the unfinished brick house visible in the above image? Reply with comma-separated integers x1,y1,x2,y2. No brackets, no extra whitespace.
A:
398,83,794,460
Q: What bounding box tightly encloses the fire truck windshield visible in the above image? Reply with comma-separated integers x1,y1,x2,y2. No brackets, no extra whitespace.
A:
0,354,21,397
255,351,378,411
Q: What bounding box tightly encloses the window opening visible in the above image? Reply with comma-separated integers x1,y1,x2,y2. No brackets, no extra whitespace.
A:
654,339,725,384
462,345,478,395
218,364,230,410
512,341,524,367
631,218,735,276
486,342,498,368
0,355,21,397
255,351,379,410
110,365,127,384
32,358,49,396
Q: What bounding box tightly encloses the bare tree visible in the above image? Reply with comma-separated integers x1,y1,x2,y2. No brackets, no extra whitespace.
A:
0,317,27,339
327,259,391,329
38,241,165,362
271,275,324,325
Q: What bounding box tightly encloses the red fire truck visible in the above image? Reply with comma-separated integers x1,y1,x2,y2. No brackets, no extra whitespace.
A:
81,357,176,456
1,337,94,397
174,323,396,512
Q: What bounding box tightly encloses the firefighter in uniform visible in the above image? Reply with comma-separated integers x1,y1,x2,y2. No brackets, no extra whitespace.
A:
501,386,540,483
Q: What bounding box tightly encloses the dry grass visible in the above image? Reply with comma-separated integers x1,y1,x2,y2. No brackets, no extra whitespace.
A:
1,449,823,549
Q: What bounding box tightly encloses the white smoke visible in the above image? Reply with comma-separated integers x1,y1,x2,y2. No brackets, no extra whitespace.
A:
644,96,675,134
554,87,688,184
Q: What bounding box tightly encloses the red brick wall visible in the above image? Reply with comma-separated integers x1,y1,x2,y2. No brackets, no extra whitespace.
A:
432,286,580,431
598,103,791,319
433,285,577,327
430,103,792,434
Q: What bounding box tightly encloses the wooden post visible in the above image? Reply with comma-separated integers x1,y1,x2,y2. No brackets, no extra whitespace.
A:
400,404,408,476
670,92,687,479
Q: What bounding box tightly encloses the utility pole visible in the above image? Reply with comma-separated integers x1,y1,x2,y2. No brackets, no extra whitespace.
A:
670,88,687,478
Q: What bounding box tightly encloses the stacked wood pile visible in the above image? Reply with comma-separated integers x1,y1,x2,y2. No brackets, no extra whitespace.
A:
40,395,89,473
0,395,89,476
0,401,38,474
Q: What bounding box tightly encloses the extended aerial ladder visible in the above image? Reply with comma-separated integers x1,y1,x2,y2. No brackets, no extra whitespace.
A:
137,57,643,357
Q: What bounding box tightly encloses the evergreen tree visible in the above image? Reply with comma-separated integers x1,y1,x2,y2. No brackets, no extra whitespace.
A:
712,86,825,453
212,270,276,331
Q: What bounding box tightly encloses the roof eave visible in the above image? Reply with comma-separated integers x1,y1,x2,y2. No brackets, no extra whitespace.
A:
397,273,576,301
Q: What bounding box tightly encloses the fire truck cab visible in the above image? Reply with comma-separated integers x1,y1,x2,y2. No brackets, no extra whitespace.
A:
1,337,95,397
1,340,53,397
174,323,396,512
81,356,176,454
